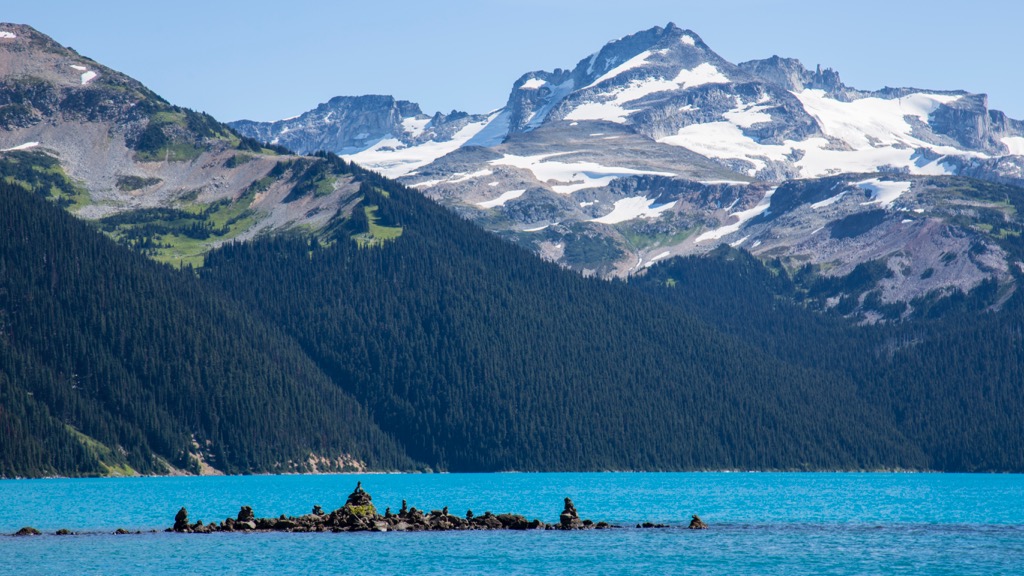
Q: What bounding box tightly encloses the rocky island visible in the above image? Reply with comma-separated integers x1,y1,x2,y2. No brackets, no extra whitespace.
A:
166,483,708,534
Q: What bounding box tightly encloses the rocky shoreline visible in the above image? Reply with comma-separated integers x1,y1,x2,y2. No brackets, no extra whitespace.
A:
167,483,709,534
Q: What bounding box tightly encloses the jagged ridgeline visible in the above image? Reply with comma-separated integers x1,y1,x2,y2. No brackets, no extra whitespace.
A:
0,180,414,477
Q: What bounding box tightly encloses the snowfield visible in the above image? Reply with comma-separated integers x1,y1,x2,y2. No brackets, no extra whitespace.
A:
660,90,979,178
520,78,547,90
345,112,503,178
1003,136,1024,156
590,196,676,224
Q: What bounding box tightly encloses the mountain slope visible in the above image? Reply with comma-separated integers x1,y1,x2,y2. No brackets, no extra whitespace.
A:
0,23,363,266
0,179,413,477
200,168,947,472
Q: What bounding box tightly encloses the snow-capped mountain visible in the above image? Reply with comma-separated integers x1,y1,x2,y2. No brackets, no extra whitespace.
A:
231,23,1024,314
230,96,505,178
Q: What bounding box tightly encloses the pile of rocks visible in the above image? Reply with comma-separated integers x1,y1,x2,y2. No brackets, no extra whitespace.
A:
169,483,617,533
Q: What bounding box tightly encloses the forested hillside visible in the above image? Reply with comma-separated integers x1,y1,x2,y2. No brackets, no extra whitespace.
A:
0,180,412,477
199,168,926,472
3,160,1022,476
638,250,1024,471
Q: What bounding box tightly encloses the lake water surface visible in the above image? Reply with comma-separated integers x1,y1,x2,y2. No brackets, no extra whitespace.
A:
2,472,1022,574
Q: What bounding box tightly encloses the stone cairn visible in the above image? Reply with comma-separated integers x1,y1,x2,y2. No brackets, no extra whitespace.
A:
164,483,707,534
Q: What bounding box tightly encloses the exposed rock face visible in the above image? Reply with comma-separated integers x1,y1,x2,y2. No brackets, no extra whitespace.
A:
230,96,427,155
738,56,843,94
13,526,41,536
689,514,708,529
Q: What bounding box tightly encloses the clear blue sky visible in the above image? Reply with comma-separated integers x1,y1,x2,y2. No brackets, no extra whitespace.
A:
6,0,1023,122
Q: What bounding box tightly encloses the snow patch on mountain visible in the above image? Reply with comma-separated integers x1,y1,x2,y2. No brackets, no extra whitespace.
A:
857,178,911,208
465,109,513,147
0,31,15,39
523,80,576,131
401,117,430,138
448,169,493,184
477,189,526,208
671,63,729,90
566,63,730,124
1,142,40,152
521,78,547,90
584,50,665,89
1003,136,1024,156
811,190,848,209
591,196,676,224
81,71,98,85
724,97,773,128
488,152,675,194
696,187,777,243
344,115,498,178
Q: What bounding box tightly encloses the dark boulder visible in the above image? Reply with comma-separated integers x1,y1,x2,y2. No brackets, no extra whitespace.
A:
496,513,530,530
639,522,669,529
55,528,74,536
688,514,708,529
472,511,504,530
173,507,190,532
14,527,41,536
237,506,255,523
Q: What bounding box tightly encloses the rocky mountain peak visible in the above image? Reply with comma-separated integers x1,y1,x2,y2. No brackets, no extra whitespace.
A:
229,95,432,154
737,56,844,93
568,23,732,89
500,23,740,138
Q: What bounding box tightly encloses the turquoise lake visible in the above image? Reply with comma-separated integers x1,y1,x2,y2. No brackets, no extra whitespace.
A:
2,473,1023,574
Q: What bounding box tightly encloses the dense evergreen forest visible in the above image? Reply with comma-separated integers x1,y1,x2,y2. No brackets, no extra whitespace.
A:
637,250,1024,471
2,159,1022,476
0,180,412,477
